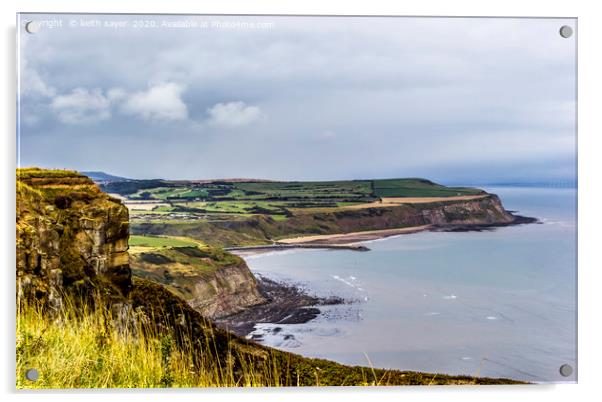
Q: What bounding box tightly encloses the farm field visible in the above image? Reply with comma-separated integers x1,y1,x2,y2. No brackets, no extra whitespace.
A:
129,235,203,248
102,178,486,228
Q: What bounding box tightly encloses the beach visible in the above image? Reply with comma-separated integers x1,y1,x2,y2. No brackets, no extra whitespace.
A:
227,225,434,258
276,225,433,245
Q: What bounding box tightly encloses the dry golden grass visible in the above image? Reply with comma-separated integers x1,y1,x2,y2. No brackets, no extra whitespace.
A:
16,298,281,389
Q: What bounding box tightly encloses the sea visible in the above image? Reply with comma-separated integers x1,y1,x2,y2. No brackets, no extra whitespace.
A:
243,187,577,383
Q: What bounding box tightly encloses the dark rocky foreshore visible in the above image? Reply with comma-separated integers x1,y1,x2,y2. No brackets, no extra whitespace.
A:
214,276,346,337
430,214,539,232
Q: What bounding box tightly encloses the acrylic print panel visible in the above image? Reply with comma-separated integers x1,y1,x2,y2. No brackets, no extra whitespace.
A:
16,14,577,388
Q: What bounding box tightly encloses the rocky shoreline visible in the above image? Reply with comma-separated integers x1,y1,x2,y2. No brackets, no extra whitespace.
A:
219,214,538,337
430,214,539,232
214,276,346,337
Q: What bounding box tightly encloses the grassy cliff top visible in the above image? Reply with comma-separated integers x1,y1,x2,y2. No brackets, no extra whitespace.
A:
16,168,121,208
17,167,86,179
131,245,245,289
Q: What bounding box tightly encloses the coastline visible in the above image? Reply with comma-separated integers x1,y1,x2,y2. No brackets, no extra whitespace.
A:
214,276,346,336
230,213,539,258
276,224,433,245
228,225,434,257
223,214,540,337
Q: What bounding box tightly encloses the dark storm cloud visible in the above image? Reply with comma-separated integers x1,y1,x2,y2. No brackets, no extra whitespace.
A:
18,15,576,183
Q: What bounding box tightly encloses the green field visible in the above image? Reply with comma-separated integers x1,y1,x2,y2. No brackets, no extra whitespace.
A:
372,179,483,198
129,235,200,248
106,177,481,202
110,177,484,225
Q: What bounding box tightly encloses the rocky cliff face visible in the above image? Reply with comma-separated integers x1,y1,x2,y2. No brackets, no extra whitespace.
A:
188,263,266,318
130,246,266,318
16,168,132,309
416,194,515,225
133,194,524,247
268,194,518,237
17,168,265,320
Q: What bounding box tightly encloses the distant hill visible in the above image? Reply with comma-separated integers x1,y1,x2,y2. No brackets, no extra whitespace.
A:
82,171,130,183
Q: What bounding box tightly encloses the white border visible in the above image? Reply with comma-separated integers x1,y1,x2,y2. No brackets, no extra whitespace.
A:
2,1,601,402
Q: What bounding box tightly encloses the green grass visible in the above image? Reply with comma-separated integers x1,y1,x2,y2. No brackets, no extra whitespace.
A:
119,177,483,207
180,201,288,214
234,181,373,200
131,246,245,295
17,167,85,179
372,179,483,198
129,209,172,215
129,235,199,248
16,297,281,388
130,187,210,200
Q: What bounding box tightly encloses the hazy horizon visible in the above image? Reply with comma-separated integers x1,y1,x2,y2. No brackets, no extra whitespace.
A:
18,15,577,184
71,169,574,188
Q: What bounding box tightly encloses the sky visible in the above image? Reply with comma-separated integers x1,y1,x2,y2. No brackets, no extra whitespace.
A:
17,15,577,184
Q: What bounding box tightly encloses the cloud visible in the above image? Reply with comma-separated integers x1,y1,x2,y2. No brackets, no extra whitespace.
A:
18,16,575,181
21,64,56,98
321,129,336,139
107,87,127,102
207,101,264,128
50,88,111,124
19,36,56,98
121,82,188,121
46,82,189,125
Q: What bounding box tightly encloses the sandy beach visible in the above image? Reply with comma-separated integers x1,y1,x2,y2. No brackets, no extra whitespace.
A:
228,225,433,257
277,225,433,245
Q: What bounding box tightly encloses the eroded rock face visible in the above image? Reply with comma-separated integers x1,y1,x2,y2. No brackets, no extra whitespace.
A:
16,169,132,309
188,263,266,318
418,194,515,225
130,248,266,319
279,194,517,235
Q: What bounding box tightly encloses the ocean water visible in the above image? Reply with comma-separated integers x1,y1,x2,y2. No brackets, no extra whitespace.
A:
243,187,577,383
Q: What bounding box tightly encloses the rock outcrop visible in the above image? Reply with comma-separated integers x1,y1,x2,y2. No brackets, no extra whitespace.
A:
300,194,516,231
133,194,525,247
130,246,266,318
16,168,132,309
189,263,266,318
416,194,515,225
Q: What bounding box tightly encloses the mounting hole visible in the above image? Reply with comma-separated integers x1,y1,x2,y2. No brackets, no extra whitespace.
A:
559,25,573,38
25,21,41,34
559,364,573,377
25,368,39,381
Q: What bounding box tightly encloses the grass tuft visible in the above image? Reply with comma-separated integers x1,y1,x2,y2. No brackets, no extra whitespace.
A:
16,296,276,388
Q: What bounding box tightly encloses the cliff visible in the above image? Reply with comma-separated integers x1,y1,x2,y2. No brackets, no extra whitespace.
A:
133,194,524,247
272,193,516,235
131,246,266,318
17,168,265,319
16,168,131,309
